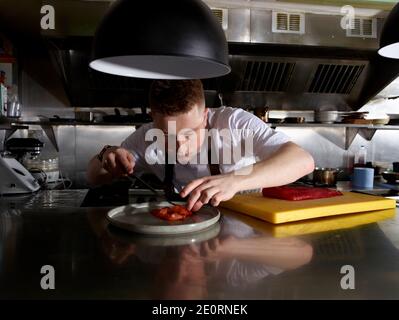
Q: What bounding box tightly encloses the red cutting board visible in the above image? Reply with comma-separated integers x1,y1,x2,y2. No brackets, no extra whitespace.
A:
220,191,396,224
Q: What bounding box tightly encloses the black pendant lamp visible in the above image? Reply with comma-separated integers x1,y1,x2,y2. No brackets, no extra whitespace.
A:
379,2,399,58
89,0,231,79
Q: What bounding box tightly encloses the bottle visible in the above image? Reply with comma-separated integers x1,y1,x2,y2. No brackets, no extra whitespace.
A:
345,150,355,172
0,70,5,85
0,83,7,116
354,145,367,167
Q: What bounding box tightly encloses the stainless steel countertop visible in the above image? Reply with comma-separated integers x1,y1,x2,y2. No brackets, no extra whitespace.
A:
0,189,398,299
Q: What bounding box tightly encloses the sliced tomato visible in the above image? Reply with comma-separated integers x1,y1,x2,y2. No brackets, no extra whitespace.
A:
168,213,185,221
151,205,192,221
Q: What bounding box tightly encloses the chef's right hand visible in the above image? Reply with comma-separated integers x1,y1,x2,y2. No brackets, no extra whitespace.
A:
101,146,135,177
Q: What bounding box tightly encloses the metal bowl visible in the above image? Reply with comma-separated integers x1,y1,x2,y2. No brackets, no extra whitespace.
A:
312,167,341,186
314,111,340,124
382,171,399,184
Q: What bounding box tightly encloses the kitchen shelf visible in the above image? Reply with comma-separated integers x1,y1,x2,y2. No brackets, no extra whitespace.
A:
267,122,399,150
4,120,398,153
0,123,29,130
11,120,143,126
267,122,399,130
4,120,144,153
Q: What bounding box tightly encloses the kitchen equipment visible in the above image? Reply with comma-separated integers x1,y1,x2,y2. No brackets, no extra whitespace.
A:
102,108,143,123
0,83,7,116
5,138,43,162
75,111,93,122
41,115,75,123
6,100,21,118
90,0,230,79
267,118,284,124
387,114,399,125
107,201,220,235
342,118,371,124
0,137,45,195
382,171,399,184
339,112,390,125
126,173,177,207
371,117,390,125
312,167,341,186
340,111,369,119
364,162,385,176
0,154,40,194
352,167,375,188
340,112,363,123
314,111,340,124
282,117,305,123
378,2,399,59
23,157,59,183
220,191,396,224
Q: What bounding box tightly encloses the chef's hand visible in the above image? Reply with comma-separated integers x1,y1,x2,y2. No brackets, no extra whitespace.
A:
101,146,135,178
180,173,239,211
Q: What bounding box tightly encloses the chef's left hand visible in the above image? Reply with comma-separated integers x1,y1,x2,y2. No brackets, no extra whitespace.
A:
180,173,240,212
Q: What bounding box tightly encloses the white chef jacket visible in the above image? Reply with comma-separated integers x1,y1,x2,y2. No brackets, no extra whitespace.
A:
121,107,290,192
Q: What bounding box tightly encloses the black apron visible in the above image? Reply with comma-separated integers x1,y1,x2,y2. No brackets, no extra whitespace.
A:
163,122,220,201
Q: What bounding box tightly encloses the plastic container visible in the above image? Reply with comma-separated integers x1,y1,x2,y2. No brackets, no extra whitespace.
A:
352,167,374,189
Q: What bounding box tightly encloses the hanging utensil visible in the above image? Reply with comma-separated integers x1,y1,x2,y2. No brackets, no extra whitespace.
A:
218,93,224,107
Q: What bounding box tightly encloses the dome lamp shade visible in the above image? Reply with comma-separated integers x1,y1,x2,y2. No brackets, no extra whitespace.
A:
379,3,399,59
89,0,231,79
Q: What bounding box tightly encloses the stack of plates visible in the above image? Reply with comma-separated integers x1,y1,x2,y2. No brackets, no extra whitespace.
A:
340,112,390,125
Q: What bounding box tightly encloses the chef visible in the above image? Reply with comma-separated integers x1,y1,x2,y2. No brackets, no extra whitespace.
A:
87,80,314,211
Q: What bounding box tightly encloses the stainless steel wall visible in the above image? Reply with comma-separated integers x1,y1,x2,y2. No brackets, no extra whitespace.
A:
224,8,383,48
8,125,135,188
279,127,399,169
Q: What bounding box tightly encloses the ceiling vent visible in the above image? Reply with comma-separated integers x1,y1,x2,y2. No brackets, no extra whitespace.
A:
346,17,377,38
307,63,366,94
237,60,296,92
211,8,228,31
272,12,305,34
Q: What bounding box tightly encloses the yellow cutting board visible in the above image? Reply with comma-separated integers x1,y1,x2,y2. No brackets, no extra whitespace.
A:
220,191,396,224
221,207,396,238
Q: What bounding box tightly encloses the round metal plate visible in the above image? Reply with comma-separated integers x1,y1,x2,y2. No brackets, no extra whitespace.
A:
106,201,220,235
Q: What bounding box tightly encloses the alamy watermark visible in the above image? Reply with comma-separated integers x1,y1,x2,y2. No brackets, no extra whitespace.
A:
340,265,355,290
40,5,55,30
142,121,256,174
40,265,55,290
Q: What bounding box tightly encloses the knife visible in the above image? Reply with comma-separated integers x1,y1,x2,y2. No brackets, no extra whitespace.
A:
126,173,178,207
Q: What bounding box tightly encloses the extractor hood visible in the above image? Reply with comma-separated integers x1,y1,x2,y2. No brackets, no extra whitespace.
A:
28,1,399,110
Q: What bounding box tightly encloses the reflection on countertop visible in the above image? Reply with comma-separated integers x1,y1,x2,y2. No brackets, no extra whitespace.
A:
0,190,398,299
0,190,88,210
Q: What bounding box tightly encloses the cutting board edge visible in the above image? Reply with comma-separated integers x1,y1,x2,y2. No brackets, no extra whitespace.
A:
270,208,396,237
221,197,396,224
276,197,396,222
273,200,396,223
